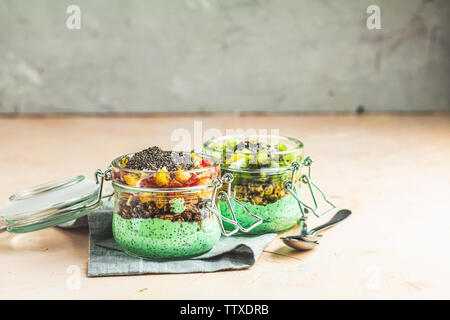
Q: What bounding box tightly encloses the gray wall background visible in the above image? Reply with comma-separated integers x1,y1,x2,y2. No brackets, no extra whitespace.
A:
0,0,449,114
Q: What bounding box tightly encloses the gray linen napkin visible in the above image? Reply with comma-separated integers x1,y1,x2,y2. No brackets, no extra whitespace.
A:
88,206,276,277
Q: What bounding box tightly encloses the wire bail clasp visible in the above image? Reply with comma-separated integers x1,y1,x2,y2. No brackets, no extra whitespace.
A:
90,167,115,208
284,156,336,219
205,173,263,236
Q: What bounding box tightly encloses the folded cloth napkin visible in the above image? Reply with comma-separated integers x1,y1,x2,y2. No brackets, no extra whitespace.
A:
87,206,277,277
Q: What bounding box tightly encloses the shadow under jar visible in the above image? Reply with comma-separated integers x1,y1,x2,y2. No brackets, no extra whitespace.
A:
203,135,336,235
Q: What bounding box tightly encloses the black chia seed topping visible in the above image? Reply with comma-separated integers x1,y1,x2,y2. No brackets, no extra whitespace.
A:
125,146,195,171
234,141,270,152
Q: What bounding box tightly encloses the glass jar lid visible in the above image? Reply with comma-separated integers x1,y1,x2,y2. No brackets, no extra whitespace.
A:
0,175,102,233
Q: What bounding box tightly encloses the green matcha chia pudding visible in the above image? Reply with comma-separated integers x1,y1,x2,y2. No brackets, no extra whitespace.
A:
204,135,305,235
218,192,300,234
112,213,221,259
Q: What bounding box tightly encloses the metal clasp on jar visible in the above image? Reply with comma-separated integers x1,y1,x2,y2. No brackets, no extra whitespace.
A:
89,167,115,207
204,173,263,236
283,156,336,219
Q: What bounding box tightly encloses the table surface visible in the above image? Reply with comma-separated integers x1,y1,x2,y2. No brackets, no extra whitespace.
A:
0,114,449,299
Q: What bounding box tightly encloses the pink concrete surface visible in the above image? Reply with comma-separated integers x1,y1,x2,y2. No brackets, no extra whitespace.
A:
0,114,449,299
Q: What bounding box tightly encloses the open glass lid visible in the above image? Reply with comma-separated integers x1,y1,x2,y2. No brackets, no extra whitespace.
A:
0,171,109,234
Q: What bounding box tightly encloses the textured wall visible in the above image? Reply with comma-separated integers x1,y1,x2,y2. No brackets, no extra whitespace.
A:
0,0,449,114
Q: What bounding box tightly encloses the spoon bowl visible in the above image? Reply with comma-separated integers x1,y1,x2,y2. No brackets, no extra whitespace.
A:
280,236,319,251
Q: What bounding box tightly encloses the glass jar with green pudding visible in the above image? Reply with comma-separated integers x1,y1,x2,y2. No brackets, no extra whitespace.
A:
203,135,336,235
111,152,220,259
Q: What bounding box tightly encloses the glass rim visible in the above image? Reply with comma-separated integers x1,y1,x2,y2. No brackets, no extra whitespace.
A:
9,175,85,202
111,180,214,193
203,134,304,155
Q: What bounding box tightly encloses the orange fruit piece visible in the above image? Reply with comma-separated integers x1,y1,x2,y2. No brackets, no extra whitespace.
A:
123,174,141,187
175,171,191,184
155,168,170,187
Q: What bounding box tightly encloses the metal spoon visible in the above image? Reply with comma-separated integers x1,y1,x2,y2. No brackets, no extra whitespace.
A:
281,237,320,251
281,209,351,251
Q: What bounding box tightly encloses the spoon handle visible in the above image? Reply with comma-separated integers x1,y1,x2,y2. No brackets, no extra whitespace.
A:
310,209,351,234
